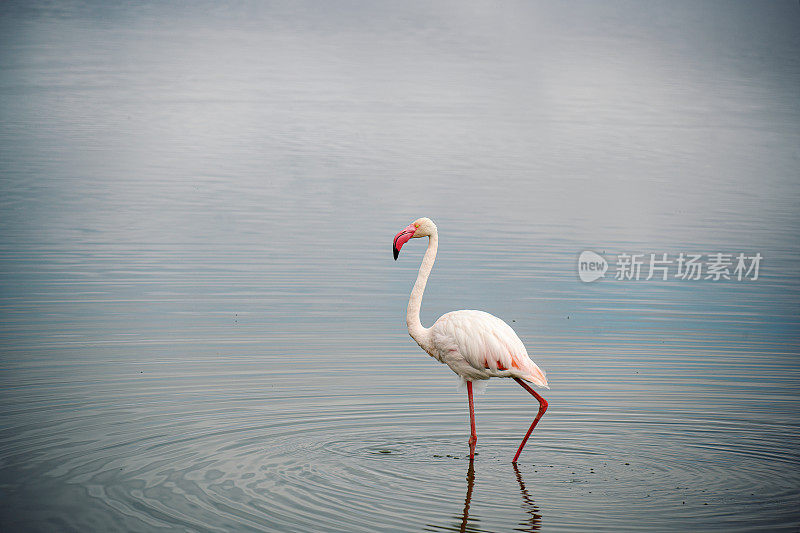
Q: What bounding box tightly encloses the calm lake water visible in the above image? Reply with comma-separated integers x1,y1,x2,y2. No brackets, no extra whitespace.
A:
1,1,799,531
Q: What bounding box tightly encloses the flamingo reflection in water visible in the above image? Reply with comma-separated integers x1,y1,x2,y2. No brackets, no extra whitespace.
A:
429,461,542,532
512,463,543,531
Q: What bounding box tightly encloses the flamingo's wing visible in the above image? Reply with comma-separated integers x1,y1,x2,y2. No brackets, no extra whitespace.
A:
433,310,549,388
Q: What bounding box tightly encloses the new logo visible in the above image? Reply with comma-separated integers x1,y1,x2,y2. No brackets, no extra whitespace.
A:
578,251,608,282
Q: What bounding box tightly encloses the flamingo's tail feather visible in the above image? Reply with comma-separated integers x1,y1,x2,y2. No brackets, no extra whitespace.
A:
522,361,549,389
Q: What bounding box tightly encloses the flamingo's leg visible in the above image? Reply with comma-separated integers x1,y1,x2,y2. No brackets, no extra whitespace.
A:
467,381,477,459
512,377,548,463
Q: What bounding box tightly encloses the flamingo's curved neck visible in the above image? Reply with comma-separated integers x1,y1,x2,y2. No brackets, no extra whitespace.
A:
408,230,437,348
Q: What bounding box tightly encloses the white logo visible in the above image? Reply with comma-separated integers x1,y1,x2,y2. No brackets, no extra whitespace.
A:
578,251,608,282
577,250,762,282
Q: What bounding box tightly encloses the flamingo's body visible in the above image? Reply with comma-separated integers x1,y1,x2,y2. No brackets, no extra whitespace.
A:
393,217,549,462
428,310,548,386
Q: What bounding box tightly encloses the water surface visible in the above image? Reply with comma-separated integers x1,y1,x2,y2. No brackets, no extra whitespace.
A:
1,1,799,531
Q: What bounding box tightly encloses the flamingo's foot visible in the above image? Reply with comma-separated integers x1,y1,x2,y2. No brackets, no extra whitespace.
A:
468,435,477,459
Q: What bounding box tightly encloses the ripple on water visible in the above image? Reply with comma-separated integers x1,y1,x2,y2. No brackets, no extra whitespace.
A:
3,378,797,532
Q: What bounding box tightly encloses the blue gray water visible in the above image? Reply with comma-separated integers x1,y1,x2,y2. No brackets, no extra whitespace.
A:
1,1,799,531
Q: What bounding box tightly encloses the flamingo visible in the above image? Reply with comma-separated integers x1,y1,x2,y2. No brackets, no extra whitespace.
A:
393,217,549,462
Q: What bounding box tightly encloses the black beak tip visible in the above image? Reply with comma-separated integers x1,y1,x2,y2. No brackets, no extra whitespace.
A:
393,246,399,260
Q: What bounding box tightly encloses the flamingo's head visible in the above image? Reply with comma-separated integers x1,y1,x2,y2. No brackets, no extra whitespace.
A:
393,217,437,260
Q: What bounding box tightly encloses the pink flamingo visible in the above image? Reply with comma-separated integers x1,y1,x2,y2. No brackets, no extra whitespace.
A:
393,218,549,462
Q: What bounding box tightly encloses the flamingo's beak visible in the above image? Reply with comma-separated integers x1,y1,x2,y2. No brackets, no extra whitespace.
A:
393,224,416,260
